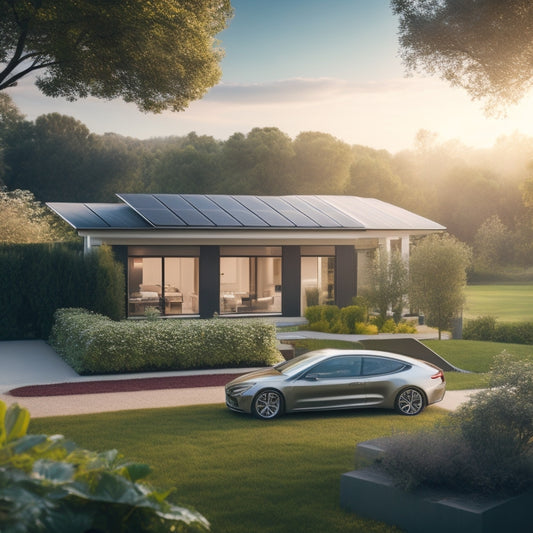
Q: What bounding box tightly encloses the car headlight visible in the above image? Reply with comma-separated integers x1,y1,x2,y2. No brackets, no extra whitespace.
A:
227,383,256,396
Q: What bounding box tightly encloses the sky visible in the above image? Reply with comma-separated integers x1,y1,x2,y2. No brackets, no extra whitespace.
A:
7,0,533,153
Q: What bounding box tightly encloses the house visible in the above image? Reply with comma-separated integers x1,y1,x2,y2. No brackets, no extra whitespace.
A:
47,194,445,319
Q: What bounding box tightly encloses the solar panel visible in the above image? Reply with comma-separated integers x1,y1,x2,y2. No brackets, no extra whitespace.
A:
302,196,365,228
88,204,151,228
207,195,268,226
259,196,319,227
182,195,242,226
283,196,342,227
46,203,109,229
156,194,214,226
117,194,186,226
233,196,294,226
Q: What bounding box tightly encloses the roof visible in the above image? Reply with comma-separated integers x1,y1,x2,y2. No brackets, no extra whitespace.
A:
47,194,445,232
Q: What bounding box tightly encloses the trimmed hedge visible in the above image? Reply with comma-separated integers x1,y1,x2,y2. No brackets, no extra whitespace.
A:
49,308,283,374
464,316,533,344
0,243,124,340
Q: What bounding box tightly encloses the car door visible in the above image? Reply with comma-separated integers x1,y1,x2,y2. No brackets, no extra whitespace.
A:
288,355,366,411
361,356,409,407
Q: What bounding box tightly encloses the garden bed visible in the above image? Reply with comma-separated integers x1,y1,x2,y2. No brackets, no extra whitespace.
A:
340,439,531,533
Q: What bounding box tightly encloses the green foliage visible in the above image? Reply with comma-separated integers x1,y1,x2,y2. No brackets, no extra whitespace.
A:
464,315,533,344
49,308,282,374
0,244,124,340
382,354,533,495
409,234,472,339
0,0,232,113
0,400,209,532
392,0,533,113
367,250,408,322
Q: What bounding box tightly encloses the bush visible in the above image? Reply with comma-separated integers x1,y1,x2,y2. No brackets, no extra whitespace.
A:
0,400,209,532
0,243,124,340
379,318,397,333
354,322,378,335
464,315,533,344
382,354,533,495
49,308,283,374
339,305,367,333
303,305,340,332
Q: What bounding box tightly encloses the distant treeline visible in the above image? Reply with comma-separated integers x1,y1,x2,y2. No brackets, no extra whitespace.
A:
1,97,533,268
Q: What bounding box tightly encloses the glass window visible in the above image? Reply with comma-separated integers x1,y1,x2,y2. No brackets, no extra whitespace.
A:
128,256,198,317
362,357,407,376
220,256,281,315
301,256,335,312
304,356,362,379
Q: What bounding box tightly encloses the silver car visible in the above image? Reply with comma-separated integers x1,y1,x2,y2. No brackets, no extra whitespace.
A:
225,349,446,420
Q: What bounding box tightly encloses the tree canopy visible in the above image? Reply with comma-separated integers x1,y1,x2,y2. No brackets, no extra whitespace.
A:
391,0,533,112
0,0,232,112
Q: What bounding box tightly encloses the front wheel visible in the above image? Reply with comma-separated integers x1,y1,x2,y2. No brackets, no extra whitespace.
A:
395,388,426,416
252,390,284,420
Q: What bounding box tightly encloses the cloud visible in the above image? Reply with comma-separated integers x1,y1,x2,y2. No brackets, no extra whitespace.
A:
203,77,418,105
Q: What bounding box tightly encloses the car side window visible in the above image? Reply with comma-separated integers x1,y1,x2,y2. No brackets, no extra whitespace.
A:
304,356,362,379
362,357,407,376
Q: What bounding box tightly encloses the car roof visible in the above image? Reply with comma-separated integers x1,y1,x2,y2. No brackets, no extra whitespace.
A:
303,349,428,366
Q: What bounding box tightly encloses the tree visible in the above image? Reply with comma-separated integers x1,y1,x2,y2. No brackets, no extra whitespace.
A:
0,187,75,243
473,215,512,273
409,234,472,339
0,0,232,112
367,249,409,323
391,0,533,112
0,94,24,183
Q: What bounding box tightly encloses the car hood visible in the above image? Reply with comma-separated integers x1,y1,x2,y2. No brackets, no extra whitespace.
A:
226,367,282,386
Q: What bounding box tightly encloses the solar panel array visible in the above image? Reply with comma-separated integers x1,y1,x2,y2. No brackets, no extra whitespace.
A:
47,194,445,231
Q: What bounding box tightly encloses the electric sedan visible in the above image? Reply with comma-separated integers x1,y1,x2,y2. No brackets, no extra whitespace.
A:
225,349,446,420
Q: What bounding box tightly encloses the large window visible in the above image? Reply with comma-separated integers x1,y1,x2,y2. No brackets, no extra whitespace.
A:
301,246,335,313
220,247,281,315
128,256,199,316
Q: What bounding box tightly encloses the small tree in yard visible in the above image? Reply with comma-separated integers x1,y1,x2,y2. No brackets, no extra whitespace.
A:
368,249,408,324
409,234,471,339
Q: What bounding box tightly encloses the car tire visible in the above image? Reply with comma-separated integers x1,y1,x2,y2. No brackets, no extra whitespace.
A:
395,387,426,416
252,389,284,420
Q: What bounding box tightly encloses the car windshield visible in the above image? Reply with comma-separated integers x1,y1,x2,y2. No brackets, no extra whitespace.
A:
275,352,327,376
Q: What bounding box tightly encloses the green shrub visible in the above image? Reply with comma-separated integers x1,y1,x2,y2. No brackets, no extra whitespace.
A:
0,400,209,532
464,315,533,344
303,305,340,332
0,243,124,340
303,305,323,325
382,354,533,495
49,308,283,374
379,318,397,333
394,321,417,334
354,322,378,335
339,305,367,333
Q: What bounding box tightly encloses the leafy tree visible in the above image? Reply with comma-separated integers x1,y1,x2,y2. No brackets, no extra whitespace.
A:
473,215,512,273
0,94,24,183
219,127,295,194
367,249,408,323
0,188,74,243
0,0,232,112
292,132,352,193
409,234,472,339
391,0,533,112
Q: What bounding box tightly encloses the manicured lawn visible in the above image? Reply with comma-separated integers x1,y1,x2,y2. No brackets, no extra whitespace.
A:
30,406,445,533
464,283,533,322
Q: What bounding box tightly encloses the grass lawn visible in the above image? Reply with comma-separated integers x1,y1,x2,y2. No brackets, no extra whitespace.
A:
30,406,445,533
464,283,533,322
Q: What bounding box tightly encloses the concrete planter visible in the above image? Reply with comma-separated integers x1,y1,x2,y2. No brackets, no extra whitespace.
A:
340,439,532,533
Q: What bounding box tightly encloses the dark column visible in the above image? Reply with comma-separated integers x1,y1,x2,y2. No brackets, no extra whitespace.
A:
199,245,220,318
111,245,128,317
282,246,301,316
335,245,357,308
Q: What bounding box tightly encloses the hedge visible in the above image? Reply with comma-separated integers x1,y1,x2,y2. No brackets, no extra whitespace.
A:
463,316,533,344
0,243,124,340
49,308,283,374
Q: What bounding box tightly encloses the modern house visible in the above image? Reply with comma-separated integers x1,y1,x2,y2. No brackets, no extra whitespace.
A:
47,194,445,319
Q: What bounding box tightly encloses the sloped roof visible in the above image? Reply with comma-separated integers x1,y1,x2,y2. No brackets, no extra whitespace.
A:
47,194,445,232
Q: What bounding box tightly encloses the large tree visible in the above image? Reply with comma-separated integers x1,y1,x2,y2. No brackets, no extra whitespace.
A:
391,0,533,112
409,234,472,339
0,0,232,112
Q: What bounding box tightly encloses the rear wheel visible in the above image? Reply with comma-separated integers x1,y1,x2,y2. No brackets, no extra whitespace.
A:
252,389,284,420
395,388,426,416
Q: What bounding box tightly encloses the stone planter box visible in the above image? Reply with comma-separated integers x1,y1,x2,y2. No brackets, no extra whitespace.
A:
340,439,532,533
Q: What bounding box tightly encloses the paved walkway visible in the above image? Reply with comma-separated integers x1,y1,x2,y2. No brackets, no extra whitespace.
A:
0,335,476,418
